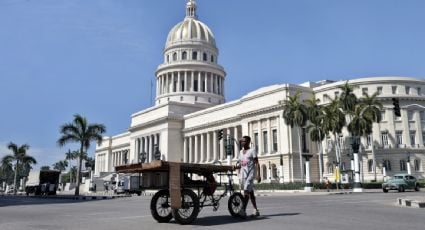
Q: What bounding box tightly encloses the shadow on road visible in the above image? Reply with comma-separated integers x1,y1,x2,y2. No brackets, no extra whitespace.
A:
192,213,301,226
0,195,106,207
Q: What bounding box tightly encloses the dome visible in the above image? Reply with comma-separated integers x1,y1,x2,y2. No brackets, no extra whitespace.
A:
165,0,216,48
166,18,216,46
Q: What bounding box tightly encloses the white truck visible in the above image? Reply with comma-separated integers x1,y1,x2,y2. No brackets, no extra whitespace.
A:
25,170,60,195
115,175,143,196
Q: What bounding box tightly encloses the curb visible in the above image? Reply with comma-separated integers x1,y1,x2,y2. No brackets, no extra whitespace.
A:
397,198,425,208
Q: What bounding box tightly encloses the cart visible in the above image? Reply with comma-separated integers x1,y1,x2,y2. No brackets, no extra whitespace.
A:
115,160,244,224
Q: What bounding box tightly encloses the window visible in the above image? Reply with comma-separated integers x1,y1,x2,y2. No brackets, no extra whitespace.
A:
192,51,198,60
173,80,177,92
392,86,397,94
400,160,406,171
182,51,187,60
323,94,329,102
396,131,403,146
173,52,177,61
420,111,425,121
406,86,410,95
377,87,383,95
368,159,373,172
410,131,416,146
334,91,339,98
362,87,368,95
167,55,170,63
194,80,198,91
211,55,214,63
203,52,207,61
254,133,259,153
407,111,414,121
423,131,425,145
383,159,392,171
263,131,268,153
418,87,422,95
414,159,421,171
338,135,344,148
381,132,389,147
181,80,185,91
327,163,334,174
367,135,372,147
341,162,346,171
381,110,386,121
272,129,278,152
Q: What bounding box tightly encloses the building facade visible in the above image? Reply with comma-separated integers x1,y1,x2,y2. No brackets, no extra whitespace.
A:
95,0,425,183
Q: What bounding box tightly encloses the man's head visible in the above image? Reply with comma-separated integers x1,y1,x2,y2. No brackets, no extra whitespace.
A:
240,136,251,150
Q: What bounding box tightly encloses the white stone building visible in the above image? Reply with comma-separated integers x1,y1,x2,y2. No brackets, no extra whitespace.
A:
95,0,425,183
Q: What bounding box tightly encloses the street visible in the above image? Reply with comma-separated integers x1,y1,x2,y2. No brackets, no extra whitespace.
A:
0,191,424,230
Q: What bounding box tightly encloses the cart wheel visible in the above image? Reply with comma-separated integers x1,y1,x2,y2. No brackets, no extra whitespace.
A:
150,189,173,223
228,192,244,217
172,189,200,225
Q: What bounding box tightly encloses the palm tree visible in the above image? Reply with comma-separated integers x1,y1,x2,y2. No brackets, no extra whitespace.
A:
2,142,37,194
65,149,78,183
337,80,358,117
282,91,308,182
0,157,14,187
57,114,106,196
322,96,346,187
304,93,325,182
52,160,68,173
358,92,383,181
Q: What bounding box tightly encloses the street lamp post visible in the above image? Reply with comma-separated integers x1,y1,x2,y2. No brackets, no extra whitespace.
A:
351,137,363,192
303,154,313,192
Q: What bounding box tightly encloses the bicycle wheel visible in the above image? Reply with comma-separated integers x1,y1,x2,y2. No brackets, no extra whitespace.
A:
172,189,200,225
227,192,243,217
150,189,173,223
228,192,244,217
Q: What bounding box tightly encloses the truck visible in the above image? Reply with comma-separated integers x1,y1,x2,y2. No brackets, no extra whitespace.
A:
115,174,143,196
25,170,60,195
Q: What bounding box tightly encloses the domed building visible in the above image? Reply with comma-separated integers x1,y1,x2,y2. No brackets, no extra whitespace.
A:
95,0,425,189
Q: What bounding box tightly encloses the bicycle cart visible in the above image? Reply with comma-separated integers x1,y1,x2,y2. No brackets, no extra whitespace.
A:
115,160,244,224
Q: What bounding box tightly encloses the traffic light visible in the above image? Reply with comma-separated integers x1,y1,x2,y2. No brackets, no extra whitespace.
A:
392,98,401,117
217,129,224,140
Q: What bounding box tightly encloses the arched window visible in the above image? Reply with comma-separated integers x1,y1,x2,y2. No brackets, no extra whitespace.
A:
383,159,392,171
211,55,214,63
167,55,169,63
192,51,197,60
261,164,267,180
182,51,187,60
203,52,207,61
173,52,177,61
368,159,373,172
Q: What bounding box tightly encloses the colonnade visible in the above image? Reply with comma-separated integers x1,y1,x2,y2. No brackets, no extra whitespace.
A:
136,133,161,163
111,149,129,167
156,70,224,96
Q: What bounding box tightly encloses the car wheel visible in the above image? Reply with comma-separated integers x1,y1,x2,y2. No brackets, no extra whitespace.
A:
398,185,405,192
383,188,388,193
414,184,420,192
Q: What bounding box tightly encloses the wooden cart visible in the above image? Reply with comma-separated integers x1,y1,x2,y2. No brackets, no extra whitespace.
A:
115,160,244,224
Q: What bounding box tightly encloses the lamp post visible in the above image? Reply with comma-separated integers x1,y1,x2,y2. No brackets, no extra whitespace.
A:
351,136,363,192
303,154,313,192
406,152,411,175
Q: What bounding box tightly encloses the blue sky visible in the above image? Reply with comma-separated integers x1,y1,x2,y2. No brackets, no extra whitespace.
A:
1,0,425,169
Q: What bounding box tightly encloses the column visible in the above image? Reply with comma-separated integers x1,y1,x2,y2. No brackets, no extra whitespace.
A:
206,132,211,162
234,126,239,160
209,73,213,93
220,130,224,161
191,71,195,92
226,127,232,165
156,77,159,96
204,73,208,93
258,120,263,156
183,137,188,162
165,74,168,94
177,71,181,92
267,118,272,155
194,134,199,163
189,136,193,163
184,71,188,92
200,133,205,162
198,72,201,92
213,131,218,161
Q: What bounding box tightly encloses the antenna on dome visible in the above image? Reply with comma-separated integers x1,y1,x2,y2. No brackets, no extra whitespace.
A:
186,0,197,19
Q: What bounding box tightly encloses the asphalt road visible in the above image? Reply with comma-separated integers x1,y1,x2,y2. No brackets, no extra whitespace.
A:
0,191,424,230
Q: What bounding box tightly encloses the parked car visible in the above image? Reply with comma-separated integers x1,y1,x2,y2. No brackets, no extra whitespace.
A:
382,174,420,193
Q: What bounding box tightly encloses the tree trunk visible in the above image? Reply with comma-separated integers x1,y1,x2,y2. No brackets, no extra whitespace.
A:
13,160,18,195
371,136,377,181
318,130,323,183
75,147,83,196
297,127,304,182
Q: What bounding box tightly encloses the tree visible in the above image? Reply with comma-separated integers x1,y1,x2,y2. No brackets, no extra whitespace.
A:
337,80,358,117
52,160,68,173
304,93,325,182
65,149,78,183
358,92,383,181
40,166,51,171
57,114,106,196
282,91,308,182
0,157,14,186
2,142,37,194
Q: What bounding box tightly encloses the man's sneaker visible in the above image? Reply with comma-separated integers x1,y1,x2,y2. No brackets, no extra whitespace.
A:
238,209,247,218
252,209,260,217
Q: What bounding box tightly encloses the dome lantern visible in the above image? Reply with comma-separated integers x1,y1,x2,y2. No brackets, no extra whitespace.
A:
186,0,197,19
